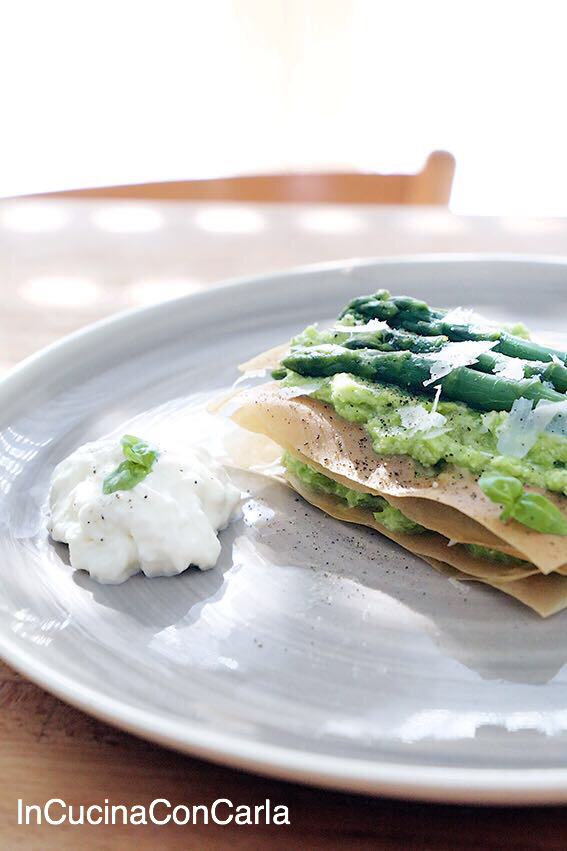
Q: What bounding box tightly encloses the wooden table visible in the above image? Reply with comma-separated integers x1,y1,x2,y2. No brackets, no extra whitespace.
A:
2,200,567,848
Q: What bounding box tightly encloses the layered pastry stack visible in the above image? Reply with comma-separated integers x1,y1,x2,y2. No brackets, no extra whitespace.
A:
230,291,567,616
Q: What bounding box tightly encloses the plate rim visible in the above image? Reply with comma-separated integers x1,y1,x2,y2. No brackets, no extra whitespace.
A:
3,251,567,805
4,250,567,398
3,628,567,806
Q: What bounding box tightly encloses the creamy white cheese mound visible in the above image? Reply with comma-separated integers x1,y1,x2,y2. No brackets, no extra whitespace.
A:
48,437,240,583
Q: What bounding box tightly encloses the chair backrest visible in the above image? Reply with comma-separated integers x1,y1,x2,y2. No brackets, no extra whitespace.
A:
38,151,455,205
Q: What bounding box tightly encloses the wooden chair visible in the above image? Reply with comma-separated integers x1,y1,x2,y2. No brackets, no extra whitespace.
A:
39,151,455,206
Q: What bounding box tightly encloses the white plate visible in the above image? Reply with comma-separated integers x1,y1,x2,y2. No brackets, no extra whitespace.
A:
2,255,567,805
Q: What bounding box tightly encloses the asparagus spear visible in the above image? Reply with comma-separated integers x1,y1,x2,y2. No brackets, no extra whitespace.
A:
341,291,567,364
293,322,448,354
281,345,565,412
340,327,447,354
472,353,567,393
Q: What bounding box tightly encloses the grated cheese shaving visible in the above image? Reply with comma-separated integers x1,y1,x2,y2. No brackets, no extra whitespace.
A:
399,404,448,438
492,355,526,381
442,306,493,328
431,384,443,414
497,397,567,458
330,319,390,335
422,340,498,386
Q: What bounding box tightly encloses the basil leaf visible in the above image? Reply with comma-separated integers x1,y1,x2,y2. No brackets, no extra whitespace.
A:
102,435,159,494
478,472,567,535
102,460,150,495
121,434,158,470
511,492,567,536
478,474,523,508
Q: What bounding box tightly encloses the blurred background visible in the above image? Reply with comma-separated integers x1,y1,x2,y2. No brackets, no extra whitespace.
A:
2,0,567,375
2,0,567,214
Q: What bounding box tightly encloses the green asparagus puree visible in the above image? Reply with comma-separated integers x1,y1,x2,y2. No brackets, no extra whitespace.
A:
282,452,425,534
274,291,567,512
281,372,567,495
464,544,530,567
